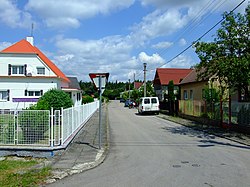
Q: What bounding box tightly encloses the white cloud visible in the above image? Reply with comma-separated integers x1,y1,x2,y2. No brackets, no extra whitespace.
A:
152,41,173,49
0,41,12,50
138,52,165,66
162,54,194,68
25,0,135,29
54,54,75,62
178,38,187,46
130,9,188,45
141,0,201,8
52,35,139,81
0,0,33,28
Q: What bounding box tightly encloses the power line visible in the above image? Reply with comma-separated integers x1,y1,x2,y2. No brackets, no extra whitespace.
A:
147,0,247,74
143,0,229,76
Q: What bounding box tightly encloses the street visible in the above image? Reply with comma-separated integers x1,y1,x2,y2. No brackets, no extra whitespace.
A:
48,100,250,187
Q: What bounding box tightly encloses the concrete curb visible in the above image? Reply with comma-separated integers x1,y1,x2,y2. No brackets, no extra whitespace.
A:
46,148,106,183
45,104,110,185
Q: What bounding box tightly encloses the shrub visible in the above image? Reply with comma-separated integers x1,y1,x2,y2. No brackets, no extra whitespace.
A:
0,114,14,144
237,106,250,126
18,110,50,144
82,95,94,104
35,89,73,110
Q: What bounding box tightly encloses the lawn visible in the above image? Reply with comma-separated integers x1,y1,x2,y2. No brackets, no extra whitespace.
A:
0,157,51,187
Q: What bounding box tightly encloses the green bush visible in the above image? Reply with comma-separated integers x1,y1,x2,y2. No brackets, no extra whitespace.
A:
18,111,50,144
237,106,250,126
0,114,14,144
82,95,94,104
34,89,73,110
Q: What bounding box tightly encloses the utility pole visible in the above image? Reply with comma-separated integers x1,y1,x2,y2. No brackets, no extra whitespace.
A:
134,73,136,88
143,63,147,97
128,79,130,100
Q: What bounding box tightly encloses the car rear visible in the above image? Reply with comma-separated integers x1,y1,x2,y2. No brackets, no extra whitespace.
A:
138,97,159,114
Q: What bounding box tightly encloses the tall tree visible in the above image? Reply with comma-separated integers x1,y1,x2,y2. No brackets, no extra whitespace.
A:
194,5,250,101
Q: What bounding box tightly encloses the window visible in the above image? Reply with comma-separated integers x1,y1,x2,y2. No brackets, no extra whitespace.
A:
190,90,193,100
25,90,43,96
77,93,81,101
0,90,9,101
37,67,45,75
12,65,24,74
151,98,157,103
8,64,26,75
144,98,150,104
183,90,188,100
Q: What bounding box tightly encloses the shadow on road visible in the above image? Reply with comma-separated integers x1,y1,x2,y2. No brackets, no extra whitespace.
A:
162,126,250,150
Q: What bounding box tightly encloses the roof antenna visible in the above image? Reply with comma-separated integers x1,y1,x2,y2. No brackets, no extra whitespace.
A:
30,23,34,37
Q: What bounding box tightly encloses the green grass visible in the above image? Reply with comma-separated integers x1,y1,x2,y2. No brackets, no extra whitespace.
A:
0,158,51,187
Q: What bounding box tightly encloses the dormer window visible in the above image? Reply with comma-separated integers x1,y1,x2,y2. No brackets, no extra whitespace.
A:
37,67,45,75
8,64,27,75
12,65,24,74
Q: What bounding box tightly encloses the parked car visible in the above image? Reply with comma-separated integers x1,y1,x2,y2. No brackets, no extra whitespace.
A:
120,98,125,103
124,99,131,107
138,97,160,114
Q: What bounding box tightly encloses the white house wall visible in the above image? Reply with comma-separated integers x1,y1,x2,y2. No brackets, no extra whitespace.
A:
0,77,59,109
0,53,57,77
0,53,64,109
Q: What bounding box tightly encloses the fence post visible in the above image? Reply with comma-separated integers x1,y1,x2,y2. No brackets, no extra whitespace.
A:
220,96,223,127
61,107,64,145
50,108,54,147
229,95,231,125
14,110,18,145
193,100,195,116
71,106,74,133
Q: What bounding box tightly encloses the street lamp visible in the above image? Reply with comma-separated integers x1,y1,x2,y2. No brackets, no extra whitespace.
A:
89,73,109,149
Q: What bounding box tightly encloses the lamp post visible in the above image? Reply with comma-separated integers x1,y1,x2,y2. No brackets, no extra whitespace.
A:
89,73,109,149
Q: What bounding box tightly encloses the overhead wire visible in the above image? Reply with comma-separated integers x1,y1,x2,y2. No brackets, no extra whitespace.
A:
135,0,247,80
141,0,227,78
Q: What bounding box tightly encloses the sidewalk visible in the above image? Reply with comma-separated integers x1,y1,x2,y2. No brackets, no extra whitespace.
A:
45,104,109,184
158,113,250,146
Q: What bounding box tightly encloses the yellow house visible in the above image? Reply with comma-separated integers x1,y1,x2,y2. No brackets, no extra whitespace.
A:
179,69,209,100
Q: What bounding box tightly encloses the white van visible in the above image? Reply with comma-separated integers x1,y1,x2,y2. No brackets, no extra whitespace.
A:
138,97,160,115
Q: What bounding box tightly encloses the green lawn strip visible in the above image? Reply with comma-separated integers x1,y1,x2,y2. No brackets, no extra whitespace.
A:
0,158,51,187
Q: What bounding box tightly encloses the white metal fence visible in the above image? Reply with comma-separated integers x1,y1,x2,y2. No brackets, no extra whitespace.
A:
0,101,99,147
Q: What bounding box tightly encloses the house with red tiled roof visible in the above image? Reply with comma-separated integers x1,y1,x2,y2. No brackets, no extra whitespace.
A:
153,68,192,101
0,37,82,109
134,81,143,90
179,69,209,100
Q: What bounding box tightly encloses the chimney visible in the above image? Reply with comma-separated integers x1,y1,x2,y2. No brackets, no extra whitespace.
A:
26,36,34,46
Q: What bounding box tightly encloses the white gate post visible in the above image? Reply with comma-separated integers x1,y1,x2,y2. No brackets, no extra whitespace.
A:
50,108,54,147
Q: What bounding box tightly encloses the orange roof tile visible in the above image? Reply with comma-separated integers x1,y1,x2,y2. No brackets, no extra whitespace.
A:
134,82,143,89
1,39,69,82
154,68,192,85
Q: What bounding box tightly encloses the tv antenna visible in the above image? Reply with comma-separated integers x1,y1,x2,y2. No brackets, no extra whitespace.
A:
30,23,34,37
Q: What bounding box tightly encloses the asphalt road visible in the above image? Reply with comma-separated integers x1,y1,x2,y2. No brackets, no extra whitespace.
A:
49,100,250,187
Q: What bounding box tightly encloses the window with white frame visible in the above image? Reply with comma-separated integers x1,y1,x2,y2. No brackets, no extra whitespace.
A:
8,64,27,75
77,93,81,101
12,65,24,74
183,90,188,100
0,90,9,101
37,67,45,75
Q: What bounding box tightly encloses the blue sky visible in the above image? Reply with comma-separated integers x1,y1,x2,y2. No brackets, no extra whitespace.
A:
0,0,248,82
